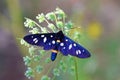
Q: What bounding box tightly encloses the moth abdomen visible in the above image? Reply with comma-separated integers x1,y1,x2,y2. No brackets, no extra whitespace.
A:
51,50,58,61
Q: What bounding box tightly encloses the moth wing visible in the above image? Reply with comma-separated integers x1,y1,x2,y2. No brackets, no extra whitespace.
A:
23,33,56,50
58,36,91,58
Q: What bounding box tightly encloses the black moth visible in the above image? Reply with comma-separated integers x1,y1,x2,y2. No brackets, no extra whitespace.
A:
24,31,91,61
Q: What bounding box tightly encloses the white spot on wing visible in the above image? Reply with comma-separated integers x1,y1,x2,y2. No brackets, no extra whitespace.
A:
33,38,37,41
76,50,81,55
31,36,33,38
52,40,55,44
65,39,68,41
33,38,38,43
35,40,38,43
82,50,85,52
63,47,66,49
49,43,51,45
69,44,72,50
73,43,76,47
41,35,44,37
43,37,47,43
78,50,81,54
60,43,64,46
50,35,53,38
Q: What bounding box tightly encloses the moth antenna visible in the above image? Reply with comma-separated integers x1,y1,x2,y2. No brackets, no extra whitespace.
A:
70,26,81,29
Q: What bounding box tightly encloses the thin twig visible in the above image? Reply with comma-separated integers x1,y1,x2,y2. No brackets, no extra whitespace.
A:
74,57,78,80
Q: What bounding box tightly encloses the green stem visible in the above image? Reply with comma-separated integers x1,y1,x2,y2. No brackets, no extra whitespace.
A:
44,18,56,33
44,18,50,25
62,16,65,31
53,12,60,31
74,57,78,80
53,12,58,25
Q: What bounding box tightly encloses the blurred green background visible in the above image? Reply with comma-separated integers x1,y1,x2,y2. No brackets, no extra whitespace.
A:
0,0,120,80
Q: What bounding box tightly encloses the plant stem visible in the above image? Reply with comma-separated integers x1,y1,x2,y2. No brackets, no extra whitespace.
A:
74,57,78,80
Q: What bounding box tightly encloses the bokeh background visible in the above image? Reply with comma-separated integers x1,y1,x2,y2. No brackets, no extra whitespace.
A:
0,0,120,80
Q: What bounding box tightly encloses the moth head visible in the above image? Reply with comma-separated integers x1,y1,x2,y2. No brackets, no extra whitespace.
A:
56,31,64,41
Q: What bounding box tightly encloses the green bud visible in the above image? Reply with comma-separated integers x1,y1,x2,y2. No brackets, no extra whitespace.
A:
55,8,66,19
53,68,60,76
48,23,56,31
41,27,48,33
20,39,29,47
46,12,55,21
36,65,43,73
20,39,25,45
29,46,35,56
59,60,64,65
73,32,81,40
36,13,45,23
24,18,35,28
29,27,39,34
45,58,51,63
56,21,63,29
65,21,73,29
38,50,46,56
23,56,32,66
33,55,41,62
25,67,34,79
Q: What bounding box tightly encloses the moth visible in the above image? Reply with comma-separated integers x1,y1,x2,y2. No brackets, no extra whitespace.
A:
23,31,91,61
